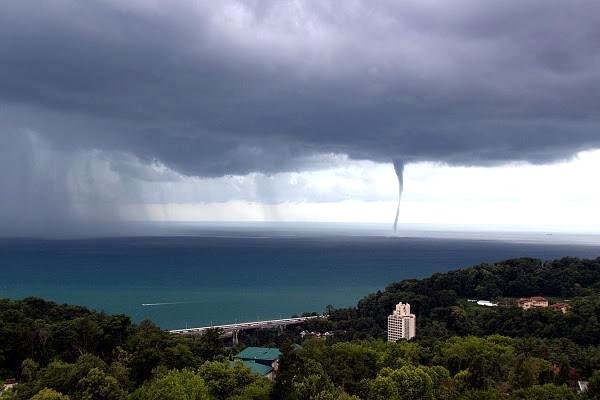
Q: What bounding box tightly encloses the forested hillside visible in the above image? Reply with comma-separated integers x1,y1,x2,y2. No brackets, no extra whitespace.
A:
318,257,600,344
2,257,600,399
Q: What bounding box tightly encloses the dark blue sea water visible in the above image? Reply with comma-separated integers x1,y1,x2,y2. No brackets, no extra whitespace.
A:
1,227,599,329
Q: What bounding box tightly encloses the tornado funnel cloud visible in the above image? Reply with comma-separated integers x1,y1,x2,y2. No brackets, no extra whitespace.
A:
393,161,405,232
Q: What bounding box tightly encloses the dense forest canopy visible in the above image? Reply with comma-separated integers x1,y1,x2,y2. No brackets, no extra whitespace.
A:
1,256,600,399
321,257,600,345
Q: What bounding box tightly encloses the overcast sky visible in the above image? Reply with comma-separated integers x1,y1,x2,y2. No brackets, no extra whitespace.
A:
1,0,599,235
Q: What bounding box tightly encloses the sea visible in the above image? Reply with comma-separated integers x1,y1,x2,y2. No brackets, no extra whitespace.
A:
0,223,599,329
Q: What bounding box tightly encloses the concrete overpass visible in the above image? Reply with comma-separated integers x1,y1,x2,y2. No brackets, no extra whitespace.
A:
169,316,321,344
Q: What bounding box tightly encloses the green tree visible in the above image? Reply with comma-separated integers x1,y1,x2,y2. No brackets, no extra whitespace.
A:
511,383,577,400
273,339,303,400
460,388,503,400
466,355,494,390
163,343,198,370
228,380,272,400
367,375,398,400
290,359,337,400
371,366,433,400
434,335,514,381
37,360,77,395
197,361,254,400
509,355,539,389
128,348,161,385
30,388,71,400
126,320,167,385
73,354,108,383
78,368,125,400
378,341,419,370
21,358,39,382
130,369,210,400
68,318,103,355
192,328,224,361
327,342,378,393
422,365,453,399
109,361,131,390
389,366,433,400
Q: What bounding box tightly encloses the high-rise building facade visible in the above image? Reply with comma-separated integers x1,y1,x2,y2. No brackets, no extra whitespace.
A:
387,302,416,342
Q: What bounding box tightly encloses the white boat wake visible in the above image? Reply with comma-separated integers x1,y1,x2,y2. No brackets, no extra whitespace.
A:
141,302,188,307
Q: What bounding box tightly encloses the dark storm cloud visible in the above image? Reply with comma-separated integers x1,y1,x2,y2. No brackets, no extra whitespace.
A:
1,0,600,177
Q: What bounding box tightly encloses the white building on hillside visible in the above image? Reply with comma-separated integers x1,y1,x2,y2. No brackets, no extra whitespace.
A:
387,302,416,342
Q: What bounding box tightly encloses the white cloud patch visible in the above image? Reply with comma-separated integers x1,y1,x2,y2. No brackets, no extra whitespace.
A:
123,149,600,228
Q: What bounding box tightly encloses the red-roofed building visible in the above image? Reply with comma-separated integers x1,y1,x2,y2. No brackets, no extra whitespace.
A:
549,303,571,314
517,296,549,309
2,379,17,393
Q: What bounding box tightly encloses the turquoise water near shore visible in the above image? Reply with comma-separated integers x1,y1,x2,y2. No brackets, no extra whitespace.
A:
1,229,599,329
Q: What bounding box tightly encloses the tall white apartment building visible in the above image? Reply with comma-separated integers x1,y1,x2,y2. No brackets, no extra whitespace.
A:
387,302,416,342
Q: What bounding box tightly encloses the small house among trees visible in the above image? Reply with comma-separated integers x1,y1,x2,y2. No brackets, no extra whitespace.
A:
517,296,549,309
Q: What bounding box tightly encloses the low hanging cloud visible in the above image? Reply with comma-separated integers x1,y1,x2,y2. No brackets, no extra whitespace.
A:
1,0,600,233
